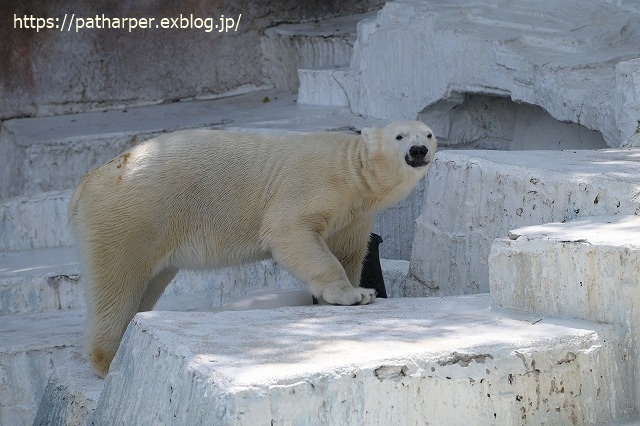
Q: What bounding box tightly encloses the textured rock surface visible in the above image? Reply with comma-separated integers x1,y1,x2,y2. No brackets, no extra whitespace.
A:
262,12,376,92
297,68,350,106
408,149,640,296
32,353,103,426
490,215,640,406
0,245,407,316
0,249,407,425
301,0,640,148
491,215,640,322
0,310,83,426
92,295,631,425
0,191,74,251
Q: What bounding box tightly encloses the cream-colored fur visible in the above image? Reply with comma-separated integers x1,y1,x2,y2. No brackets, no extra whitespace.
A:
69,120,437,377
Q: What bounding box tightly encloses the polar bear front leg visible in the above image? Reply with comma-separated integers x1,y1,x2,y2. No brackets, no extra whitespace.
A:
326,216,374,289
266,229,376,306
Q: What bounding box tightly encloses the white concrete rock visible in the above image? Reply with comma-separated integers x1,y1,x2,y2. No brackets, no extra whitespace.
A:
408,149,640,297
0,190,74,251
0,310,83,426
24,259,406,426
490,214,640,323
0,247,82,315
262,12,376,92
0,244,408,316
490,215,640,408
297,68,349,106
305,0,640,148
91,295,631,425
32,352,103,426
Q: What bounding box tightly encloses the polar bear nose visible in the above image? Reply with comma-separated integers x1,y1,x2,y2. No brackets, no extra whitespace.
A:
409,145,428,159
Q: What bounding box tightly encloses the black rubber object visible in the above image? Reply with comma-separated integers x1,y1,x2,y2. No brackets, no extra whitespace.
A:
359,233,387,298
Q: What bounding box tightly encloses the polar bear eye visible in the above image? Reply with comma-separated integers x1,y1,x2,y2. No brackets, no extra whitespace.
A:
396,135,403,140
427,133,433,139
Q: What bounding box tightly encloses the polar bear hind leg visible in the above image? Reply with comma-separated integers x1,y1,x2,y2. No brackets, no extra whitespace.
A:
138,267,179,312
83,249,157,378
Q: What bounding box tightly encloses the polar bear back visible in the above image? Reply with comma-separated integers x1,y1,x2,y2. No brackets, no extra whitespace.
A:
72,129,368,268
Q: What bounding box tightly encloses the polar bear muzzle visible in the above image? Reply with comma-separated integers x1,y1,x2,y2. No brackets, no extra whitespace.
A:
405,145,430,167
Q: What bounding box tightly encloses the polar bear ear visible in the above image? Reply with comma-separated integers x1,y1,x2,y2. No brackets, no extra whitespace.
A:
361,127,382,151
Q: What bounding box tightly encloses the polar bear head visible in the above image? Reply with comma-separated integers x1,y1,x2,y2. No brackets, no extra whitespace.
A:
360,120,437,205
362,120,436,172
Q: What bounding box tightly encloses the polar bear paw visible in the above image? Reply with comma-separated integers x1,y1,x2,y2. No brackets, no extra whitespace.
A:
322,286,376,306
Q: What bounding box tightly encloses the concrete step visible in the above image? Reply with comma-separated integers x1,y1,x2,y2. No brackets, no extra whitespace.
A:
0,309,84,426
0,187,420,260
0,246,81,315
490,215,640,323
489,214,640,410
3,259,406,425
0,242,409,316
0,190,73,252
0,245,225,317
335,0,640,148
297,13,377,107
36,295,633,425
408,148,640,298
262,11,377,93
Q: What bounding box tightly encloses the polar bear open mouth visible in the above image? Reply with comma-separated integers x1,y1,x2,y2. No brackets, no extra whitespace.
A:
405,155,429,168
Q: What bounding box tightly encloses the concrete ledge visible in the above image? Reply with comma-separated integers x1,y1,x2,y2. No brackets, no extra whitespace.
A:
489,215,640,411
0,310,83,425
33,352,102,426
92,295,631,424
490,215,640,323
408,149,640,297
0,245,407,315
0,247,82,315
262,12,375,92
0,190,74,251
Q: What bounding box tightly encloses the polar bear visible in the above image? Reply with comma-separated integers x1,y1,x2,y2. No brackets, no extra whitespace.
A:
69,120,437,377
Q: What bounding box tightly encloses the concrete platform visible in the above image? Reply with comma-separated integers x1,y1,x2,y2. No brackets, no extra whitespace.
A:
490,215,640,409
0,246,81,315
0,247,408,424
0,184,422,260
0,243,408,315
85,295,631,425
408,148,640,297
